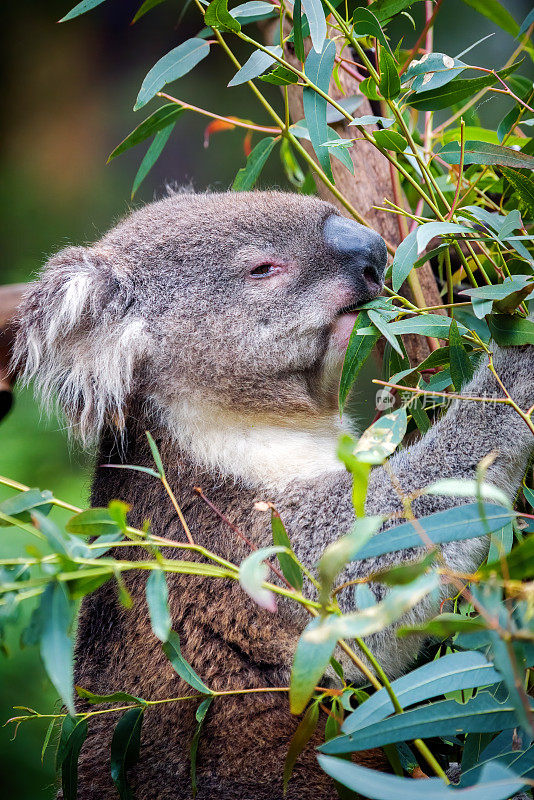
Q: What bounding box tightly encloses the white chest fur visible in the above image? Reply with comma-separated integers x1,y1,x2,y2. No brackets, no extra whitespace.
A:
160,399,346,492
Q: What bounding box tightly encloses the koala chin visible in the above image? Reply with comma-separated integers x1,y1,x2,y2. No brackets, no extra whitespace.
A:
13,190,534,800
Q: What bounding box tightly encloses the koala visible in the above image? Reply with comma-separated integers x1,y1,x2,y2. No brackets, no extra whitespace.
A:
12,190,534,800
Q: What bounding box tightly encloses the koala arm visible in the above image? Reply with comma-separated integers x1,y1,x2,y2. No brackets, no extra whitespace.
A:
286,346,534,680
335,345,534,677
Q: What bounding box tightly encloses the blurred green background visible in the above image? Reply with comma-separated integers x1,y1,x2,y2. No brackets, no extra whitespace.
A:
1,1,532,796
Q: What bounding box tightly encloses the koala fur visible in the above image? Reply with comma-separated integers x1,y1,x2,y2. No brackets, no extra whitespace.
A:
13,189,534,800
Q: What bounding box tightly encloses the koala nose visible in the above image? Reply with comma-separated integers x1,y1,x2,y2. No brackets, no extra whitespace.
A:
323,215,388,296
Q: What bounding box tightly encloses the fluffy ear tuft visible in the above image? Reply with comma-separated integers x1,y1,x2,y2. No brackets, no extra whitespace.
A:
12,246,148,444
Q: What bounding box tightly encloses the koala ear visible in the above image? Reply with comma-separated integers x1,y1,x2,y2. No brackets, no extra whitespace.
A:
12,246,148,444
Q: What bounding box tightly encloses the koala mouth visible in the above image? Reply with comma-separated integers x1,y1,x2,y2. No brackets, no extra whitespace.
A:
337,301,361,316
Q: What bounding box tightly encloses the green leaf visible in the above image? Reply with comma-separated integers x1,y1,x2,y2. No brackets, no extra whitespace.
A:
317,757,525,799
481,533,534,580
408,65,518,111
384,314,469,338
353,7,394,57
301,0,327,53
290,618,337,714
40,582,75,715
58,716,88,800
292,0,305,62
292,121,355,174
132,119,175,198
339,311,381,410
378,49,401,99
204,0,241,31
367,310,402,356
423,478,510,508
190,696,213,796
501,167,534,217
440,140,534,169
162,630,212,694
340,651,501,735
449,318,474,390
132,0,169,24
349,114,395,129
487,314,534,346
391,230,417,292
322,689,530,752
519,8,534,38
351,407,408,465
228,45,282,86
460,0,519,37
283,702,320,791
108,105,184,162
353,503,515,561
145,431,165,477
232,137,277,190
318,517,383,607
304,574,439,645
460,275,533,302
370,551,436,586
367,0,422,24
403,53,466,94
271,510,303,590
59,0,107,22
416,221,474,253
326,95,365,123
238,545,285,611
397,612,488,638
231,1,277,20
0,488,53,526
134,39,211,110
303,40,337,182
66,508,121,537
146,570,172,642
111,708,144,800
76,687,146,705
373,129,408,153
259,64,299,85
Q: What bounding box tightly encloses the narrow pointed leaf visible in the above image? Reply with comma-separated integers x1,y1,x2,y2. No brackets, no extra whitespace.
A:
293,0,305,62
283,702,320,791
487,314,534,346
303,40,337,182
59,717,88,800
271,510,303,590
391,230,417,292
318,756,525,799
0,488,53,526
162,630,212,693
204,0,241,31
40,582,75,715
440,141,534,169
190,696,213,796
341,651,501,735
449,318,474,390
146,570,172,642
59,0,107,22
352,503,515,561
379,49,401,98
339,311,381,410
290,617,337,714
228,45,281,86
460,0,520,37
321,691,531,753
232,137,277,190
301,0,327,52
132,0,169,24
353,7,394,57
408,65,518,111
108,105,183,161
134,39,210,110
111,708,144,800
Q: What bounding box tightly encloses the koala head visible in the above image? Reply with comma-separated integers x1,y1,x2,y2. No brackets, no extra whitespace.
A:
13,190,386,447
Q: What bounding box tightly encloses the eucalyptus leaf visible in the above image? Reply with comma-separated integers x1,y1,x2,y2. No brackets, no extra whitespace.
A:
341,651,501,735
108,105,184,161
303,40,337,181
232,137,277,190
40,582,75,716
146,569,172,642
352,503,515,561
283,702,320,791
238,545,286,611
162,630,212,694
440,141,534,169
290,617,338,714
59,0,107,22
339,311,381,410
111,708,144,800
57,716,88,800
134,39,211,110
228,45,282,87
204,0,241,31
301,0,327,52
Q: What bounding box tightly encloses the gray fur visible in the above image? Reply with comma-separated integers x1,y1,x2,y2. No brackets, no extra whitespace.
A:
12,190,534,799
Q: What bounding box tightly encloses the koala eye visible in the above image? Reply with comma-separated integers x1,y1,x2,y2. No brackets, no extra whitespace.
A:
249,262,280,278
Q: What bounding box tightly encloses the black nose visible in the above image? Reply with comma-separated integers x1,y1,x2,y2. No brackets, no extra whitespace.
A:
323,215,387,294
